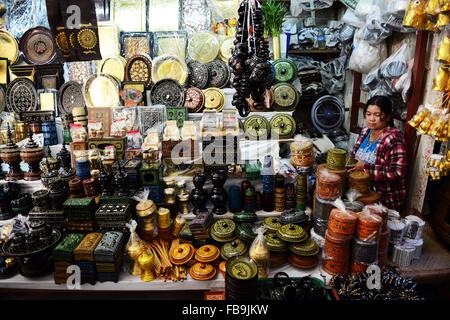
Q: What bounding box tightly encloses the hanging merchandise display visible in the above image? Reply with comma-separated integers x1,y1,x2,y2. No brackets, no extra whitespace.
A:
229,0,272,117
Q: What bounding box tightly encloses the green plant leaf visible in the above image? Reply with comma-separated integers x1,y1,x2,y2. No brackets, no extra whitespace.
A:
261,0,287,37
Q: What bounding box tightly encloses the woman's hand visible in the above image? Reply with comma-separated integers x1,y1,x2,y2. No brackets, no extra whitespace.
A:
346,159,366,172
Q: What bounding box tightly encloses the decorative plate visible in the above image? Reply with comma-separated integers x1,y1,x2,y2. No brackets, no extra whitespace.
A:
82,73,119,108
124,54,153,89
57,81,85,114
206,59,230,88
269,113,297,139
272,83,299,112
20,27,57,65
184,87,205,113
187,60,209,89
0,85,5,113
188,32,219,63
219,37,235,63
226,255,258,281
100,55,127,82
120,32,154,60
272,58,298,83
203,87,225,112
153,31,188,61
152,54,187,85
243,115,271,140
150,79,184,106
6,78,38,115
0,30,19,64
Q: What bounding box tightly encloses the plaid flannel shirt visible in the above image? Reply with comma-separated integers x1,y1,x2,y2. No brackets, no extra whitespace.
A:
350,126,407,211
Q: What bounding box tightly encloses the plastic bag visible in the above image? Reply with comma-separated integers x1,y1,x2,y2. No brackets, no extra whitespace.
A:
362,12,392,44
386,0,410,17
206,0,240,25
180,121,198,140
111,0,147,32
379,43,410,80
142,128,161,152
112,107,137,132
248,226,270,278
339,24,356,44
125,220,146,275
153,31,188,61
342,8,366,28
385,14,418,32
349,29,387,74
163,120,181,141
182,0,212,36
344,189,364,212
104,145,117,161
395,57,414,103
354,0,386,19
70,124,87,143
87,120,104,139
111,118,127,137
6,0,50,39
147,0,182,32
127,130,143,149
299,0,334,11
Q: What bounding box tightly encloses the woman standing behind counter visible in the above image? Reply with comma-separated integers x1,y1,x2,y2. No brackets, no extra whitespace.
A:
347,96,407,211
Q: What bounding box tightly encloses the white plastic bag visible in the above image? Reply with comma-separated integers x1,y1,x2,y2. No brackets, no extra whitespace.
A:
379,43,410,76
342,8,366,28
349,38,387,74
354,0,386,19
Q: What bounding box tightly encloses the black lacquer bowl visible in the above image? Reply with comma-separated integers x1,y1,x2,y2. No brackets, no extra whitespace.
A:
2,221,61,277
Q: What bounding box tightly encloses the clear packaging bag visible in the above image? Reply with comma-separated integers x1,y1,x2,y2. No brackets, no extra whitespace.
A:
87,120,104,139
70,124,87,143
127,130,143,149
111,118,128,137
125,220,146,275
112,107,137,132
249,226,270,279
362,12,392,44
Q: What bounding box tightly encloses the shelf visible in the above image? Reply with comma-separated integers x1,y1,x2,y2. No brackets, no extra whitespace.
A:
288,49,341,55
0,264,333,291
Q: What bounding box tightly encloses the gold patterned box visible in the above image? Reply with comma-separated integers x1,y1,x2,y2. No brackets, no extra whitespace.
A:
73,232,104,262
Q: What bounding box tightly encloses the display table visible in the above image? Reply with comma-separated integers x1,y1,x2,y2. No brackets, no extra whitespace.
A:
0,264,333,292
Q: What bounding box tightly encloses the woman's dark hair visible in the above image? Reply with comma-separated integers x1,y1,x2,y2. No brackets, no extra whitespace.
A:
364,95,394,126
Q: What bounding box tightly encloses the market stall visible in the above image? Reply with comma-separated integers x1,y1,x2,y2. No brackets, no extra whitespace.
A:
0,0,449,301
